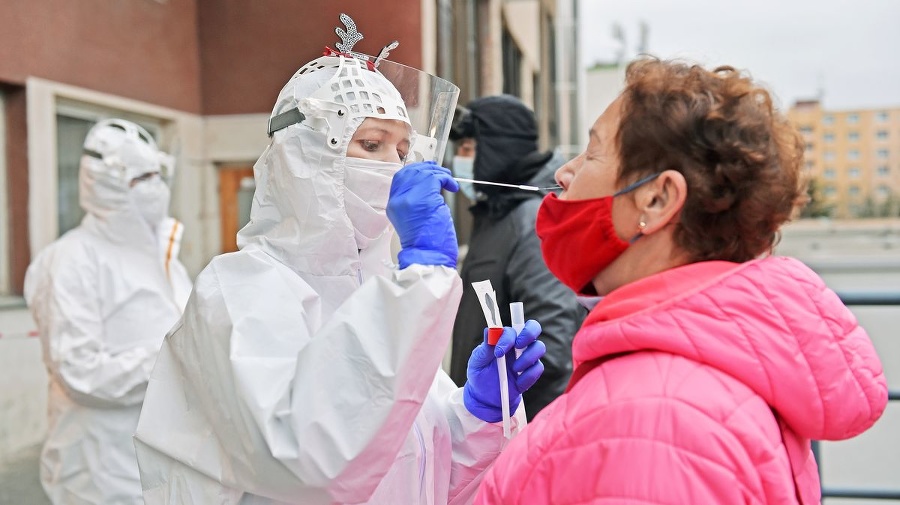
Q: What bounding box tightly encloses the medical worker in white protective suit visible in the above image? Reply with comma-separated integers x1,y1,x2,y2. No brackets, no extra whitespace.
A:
133,36,548,504
24,118,192,504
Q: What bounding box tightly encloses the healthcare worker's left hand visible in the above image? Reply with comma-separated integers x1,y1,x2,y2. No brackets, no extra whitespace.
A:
463,320,546,423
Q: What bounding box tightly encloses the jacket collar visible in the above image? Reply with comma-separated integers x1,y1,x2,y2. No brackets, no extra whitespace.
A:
571,256,886,441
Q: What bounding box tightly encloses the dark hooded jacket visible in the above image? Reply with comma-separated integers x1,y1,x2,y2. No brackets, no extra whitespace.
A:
449,95,587,420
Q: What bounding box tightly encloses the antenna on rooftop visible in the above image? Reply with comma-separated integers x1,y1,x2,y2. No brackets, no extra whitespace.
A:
637,20,649,55
815,72,825,103
611,22,626,65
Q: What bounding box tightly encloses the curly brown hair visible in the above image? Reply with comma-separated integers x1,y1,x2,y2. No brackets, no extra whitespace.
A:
616,57,807,263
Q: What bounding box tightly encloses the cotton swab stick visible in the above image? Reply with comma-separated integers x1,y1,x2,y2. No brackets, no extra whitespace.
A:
453,177,541,192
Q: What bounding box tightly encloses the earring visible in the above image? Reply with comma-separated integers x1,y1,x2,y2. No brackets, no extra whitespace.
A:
638,218,647,231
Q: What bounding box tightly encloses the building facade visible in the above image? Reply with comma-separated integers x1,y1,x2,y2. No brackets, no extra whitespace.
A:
789,101,900,219
437,0,580,239
0,0,580,298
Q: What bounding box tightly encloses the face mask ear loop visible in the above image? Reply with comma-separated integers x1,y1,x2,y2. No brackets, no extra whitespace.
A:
613,172,661,197
615,173,660,243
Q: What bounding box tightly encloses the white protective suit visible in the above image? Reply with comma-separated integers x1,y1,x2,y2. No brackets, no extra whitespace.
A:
24,119,192,504
133,53,525,505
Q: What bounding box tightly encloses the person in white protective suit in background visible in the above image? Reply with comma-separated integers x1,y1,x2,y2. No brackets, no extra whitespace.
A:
132,19,548,505
24,118,192,504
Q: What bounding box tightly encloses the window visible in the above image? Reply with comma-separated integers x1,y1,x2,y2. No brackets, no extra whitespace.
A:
799,125,814,134
877,185,891,198
824,151,835,161
56,115,95,235
877,149,889,159
848,185,860,196
877,130,889,140
218,167,255,253
805,142,815,152
824,133,835,143
848,131,859,142
823,168,836,179
848,149,860,161
848,167,860,179
847,113,859,124
501,25,523,97
544,11,559,147
805,161,814,170
822,115,834,125
876,111,889,122
877,165,890,177
452,0,483,103
824,185,836,196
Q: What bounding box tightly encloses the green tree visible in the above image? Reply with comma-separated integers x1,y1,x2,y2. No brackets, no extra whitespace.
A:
878,192,900,217
800,177,834,218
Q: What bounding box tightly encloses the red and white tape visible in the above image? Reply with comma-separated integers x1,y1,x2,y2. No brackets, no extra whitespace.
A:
0,330,39,340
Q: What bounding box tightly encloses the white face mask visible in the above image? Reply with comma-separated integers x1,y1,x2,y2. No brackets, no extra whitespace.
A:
452,156,477,201
130,176,171,228
343,157,402,249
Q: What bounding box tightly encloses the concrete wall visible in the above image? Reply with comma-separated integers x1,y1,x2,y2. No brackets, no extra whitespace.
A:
581,64,625,147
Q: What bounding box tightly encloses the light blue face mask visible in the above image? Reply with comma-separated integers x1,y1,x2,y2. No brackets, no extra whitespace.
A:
452,156,477,201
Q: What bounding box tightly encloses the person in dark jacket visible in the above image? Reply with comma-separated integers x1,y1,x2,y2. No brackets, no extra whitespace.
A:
448,94,587,420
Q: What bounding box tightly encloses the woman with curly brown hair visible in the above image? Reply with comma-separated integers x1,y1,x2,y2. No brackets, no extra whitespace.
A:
474,58,888,505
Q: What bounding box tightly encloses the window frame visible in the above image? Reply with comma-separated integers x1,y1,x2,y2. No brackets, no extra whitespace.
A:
0,90,9,295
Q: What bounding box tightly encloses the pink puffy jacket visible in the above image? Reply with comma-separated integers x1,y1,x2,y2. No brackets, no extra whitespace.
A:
476,257,887,504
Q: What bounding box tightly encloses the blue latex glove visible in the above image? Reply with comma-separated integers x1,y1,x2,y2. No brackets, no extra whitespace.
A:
387,161,459,269
463,320,546,423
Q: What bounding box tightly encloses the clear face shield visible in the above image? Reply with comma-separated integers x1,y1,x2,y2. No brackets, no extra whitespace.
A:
374,59,459,164
266,14,459,166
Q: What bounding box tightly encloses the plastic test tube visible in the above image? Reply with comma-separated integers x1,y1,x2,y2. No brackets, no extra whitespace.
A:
487,325,511,439
510,302,525,359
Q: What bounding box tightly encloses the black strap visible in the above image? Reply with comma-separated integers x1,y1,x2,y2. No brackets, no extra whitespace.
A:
83,148,104,159
267,107,306,137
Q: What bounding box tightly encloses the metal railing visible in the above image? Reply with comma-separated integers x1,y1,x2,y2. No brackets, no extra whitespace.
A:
814,291,900,501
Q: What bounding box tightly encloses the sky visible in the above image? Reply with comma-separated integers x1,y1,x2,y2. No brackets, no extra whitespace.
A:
577,0,900,111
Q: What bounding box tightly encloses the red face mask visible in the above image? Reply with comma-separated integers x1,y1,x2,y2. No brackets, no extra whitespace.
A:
535,173,659,294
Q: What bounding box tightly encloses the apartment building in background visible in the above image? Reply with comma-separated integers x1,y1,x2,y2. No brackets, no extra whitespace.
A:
789,100,900,219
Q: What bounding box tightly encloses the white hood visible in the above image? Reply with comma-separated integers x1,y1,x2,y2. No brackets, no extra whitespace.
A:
237,120,362,277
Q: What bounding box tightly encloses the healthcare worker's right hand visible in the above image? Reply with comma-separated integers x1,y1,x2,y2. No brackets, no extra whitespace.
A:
463,320,546,423
387,161,459,269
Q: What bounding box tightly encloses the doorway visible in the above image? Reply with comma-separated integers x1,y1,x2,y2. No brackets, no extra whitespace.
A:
218,166,255,253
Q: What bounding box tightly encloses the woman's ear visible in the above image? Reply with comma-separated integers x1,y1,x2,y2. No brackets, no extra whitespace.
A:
636,170,687,234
